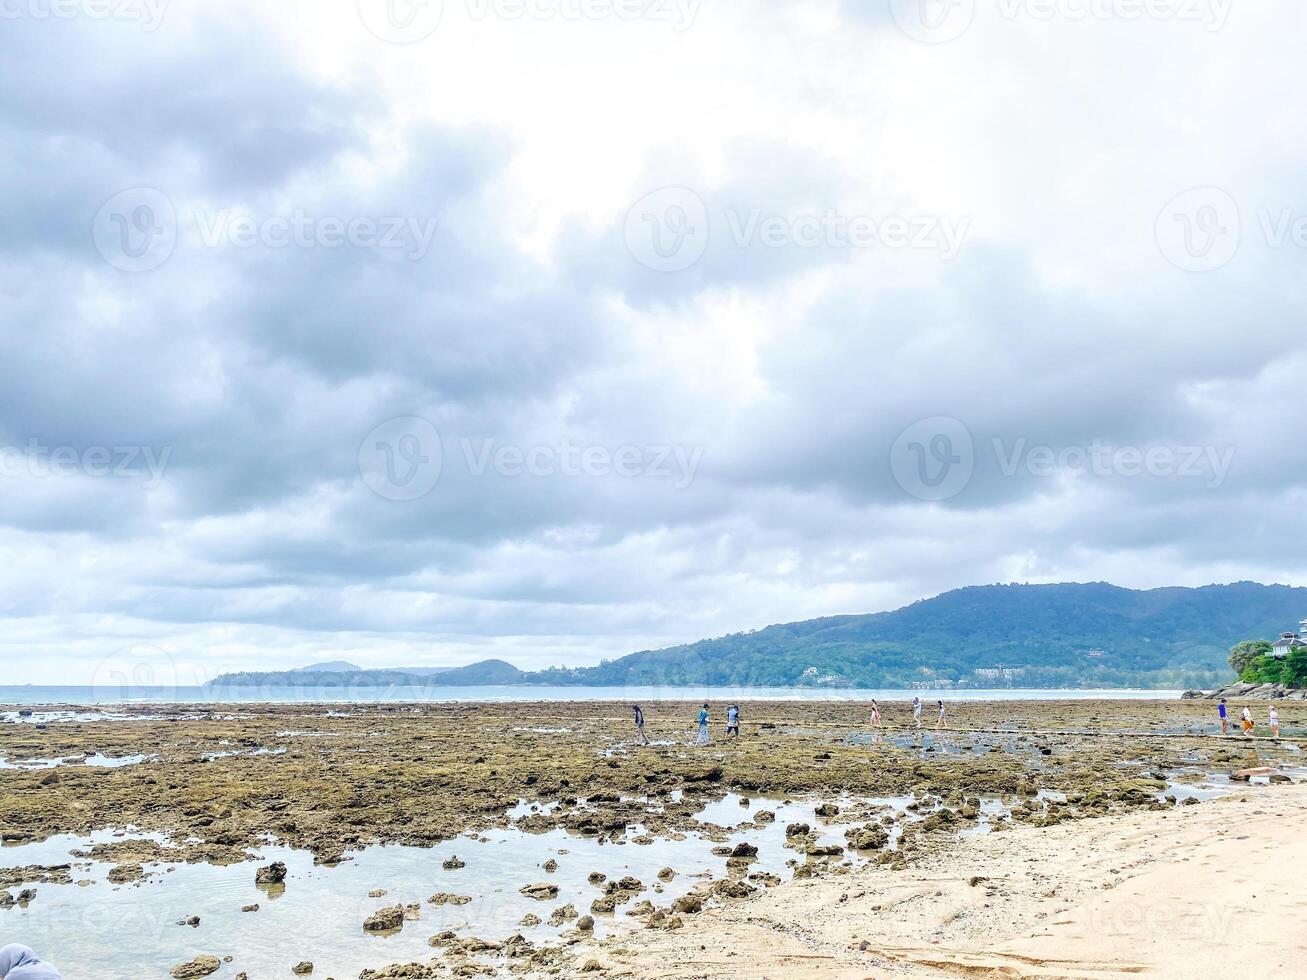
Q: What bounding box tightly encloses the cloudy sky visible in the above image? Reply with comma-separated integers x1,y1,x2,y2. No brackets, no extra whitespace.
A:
1,0,1304,684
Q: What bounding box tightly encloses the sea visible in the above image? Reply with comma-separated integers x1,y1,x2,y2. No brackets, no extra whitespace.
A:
0,685,1182,706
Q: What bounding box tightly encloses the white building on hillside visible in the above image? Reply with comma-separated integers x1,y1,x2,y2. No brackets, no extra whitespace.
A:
1270,620,1307,658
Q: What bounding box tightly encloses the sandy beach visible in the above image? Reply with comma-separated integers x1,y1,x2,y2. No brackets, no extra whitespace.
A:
579,782,1307,979
0,698,1303,979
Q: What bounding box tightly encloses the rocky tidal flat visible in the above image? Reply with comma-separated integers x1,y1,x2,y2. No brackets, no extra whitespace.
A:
0,698,1302,978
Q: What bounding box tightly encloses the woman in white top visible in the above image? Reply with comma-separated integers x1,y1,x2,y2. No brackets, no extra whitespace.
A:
1269,706,1280,738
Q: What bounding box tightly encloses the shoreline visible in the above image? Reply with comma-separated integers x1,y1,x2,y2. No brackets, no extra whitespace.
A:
565,781,1307,978
1,697,1302,978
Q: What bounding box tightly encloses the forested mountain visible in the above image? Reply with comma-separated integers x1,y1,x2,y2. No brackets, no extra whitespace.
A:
531,582,1306,689
212,583,1307,690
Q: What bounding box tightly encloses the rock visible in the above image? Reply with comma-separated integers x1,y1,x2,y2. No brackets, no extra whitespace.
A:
1180,689,1204,700
363,905,406,932
255,862,287,885
369,888,387,898
805,842,845,857
784,822,810,837
590,896,617,913
729,842,758,858
672,893,703,914
577,915,594,931
292,963,313,975
241,904,259,912
580,961,602,972
442,855,466,870
428,892,471,906
519,882,559,900
547,903,577,925
177,916,201,927
542,858,558,872
170,956,221,979
710,878,755,899
107,864,145,884
814,803,839,818
604,876,643,895
519,913,542,926
753,810,775,823
587,872,607,885
844,825,889,850
656,867,675,881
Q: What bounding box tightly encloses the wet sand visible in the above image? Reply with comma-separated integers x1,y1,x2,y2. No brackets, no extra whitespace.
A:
0,697,1302,977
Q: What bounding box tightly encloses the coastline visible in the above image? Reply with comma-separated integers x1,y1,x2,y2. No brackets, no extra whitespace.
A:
1,697,1301,978
569,781,1307,978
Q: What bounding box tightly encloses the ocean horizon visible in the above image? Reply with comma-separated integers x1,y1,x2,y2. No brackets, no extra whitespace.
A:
0,684,1185,707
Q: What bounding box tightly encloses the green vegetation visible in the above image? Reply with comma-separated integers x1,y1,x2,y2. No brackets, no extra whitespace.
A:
1234,644,1307,688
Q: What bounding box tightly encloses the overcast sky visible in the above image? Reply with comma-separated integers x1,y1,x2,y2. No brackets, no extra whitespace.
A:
2,0,1304,684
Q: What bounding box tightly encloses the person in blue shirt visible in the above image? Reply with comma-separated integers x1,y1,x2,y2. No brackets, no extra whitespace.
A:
695,703,710,746
1218,699,1228,736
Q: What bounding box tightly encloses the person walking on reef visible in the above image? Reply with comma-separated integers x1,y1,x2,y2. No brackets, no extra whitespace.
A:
869,699,882,742
912,696,923,729
1241,705,1255,737
632,704,650,745
726,704,741,737
1218,698,1228,736
936,700,946,730
695,703,711,746
1269,705,1281,739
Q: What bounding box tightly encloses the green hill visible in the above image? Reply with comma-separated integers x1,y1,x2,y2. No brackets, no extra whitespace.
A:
531,582,1307,689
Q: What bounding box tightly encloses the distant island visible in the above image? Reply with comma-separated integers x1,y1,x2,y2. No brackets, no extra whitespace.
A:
207,582,1307,691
